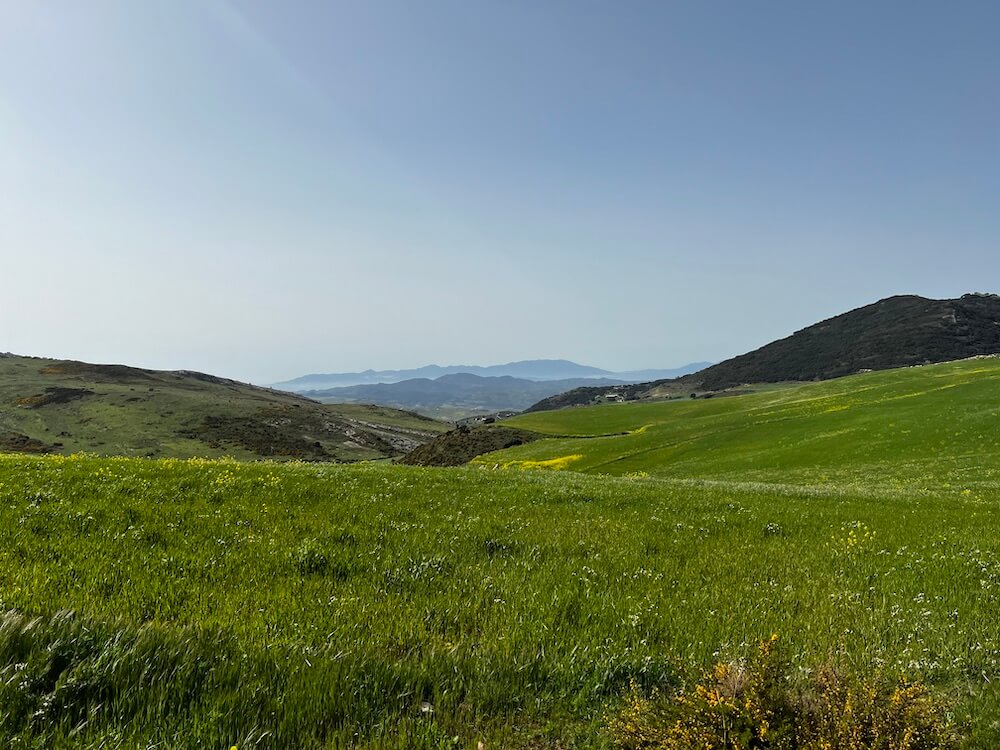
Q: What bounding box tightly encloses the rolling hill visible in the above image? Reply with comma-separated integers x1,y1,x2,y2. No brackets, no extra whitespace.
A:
527,293,1000,411
0,355,448,461
473,356,1000,485
692,292,1000,390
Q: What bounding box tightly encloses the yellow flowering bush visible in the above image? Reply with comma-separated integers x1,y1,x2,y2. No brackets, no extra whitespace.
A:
610,635,796,749
798,667,959,750
608,637,959,750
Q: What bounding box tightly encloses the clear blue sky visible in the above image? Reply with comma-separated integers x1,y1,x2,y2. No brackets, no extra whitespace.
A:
2,1,998,383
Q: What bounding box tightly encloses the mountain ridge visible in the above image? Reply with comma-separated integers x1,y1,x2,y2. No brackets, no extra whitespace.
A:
272,359,710,391
305,373,629,417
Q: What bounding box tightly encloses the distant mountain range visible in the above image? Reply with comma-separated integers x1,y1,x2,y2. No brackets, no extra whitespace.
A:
304,374,631,417
527,293,1000,411
271,359,711,392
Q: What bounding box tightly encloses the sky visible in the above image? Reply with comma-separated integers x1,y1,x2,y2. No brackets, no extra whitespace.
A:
2,1,998,384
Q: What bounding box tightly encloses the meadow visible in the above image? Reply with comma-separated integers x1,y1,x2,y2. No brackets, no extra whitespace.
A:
1,358,999,747
0,459,997,745
490,357,1000,488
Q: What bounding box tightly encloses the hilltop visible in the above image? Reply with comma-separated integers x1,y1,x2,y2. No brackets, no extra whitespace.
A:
527,293,1000,411
692,292,1000,390
0,356,448,461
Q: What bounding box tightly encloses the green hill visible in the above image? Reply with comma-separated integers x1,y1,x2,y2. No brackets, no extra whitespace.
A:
0,355,448,461
693,292,1000,390
527,293,1000,411
480,356,1000,488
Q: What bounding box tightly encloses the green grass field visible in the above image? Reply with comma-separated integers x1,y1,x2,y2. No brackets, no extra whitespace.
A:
488,357,1000,489
1,358,999,747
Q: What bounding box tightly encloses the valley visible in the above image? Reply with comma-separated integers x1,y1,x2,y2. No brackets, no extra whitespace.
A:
8,5,997,747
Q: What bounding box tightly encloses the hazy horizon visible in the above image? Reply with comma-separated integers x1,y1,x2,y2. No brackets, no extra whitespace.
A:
3,2,998,383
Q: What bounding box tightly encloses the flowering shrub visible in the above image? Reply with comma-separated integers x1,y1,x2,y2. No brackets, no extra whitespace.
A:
609,637,959,750
798,666,959,750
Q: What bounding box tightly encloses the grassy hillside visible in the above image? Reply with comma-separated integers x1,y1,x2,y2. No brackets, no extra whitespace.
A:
692,293,1000,390
0,356,448,461
487,357,1000,487
1,453,998,747
526,293,1000,412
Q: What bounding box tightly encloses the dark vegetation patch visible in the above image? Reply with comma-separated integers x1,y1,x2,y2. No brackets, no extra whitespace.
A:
291,537,357,580
401,425,543,466
14,387,95,408
182,413,333,460
0,431,52,453
525,381,654,412
181,406,409,460
39,361,158,383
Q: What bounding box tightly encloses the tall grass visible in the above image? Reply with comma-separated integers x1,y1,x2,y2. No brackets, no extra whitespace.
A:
493,357,1000,488
1,452,999,746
